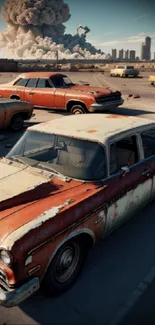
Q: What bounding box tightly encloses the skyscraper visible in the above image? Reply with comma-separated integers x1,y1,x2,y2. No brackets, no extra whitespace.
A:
145,36,151,60
129,50,136,61
119,49,124,60
141,42,146,60
125,50,129,60
112,49,117,59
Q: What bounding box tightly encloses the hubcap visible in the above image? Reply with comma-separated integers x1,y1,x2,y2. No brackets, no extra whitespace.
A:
55,243,80,283
12,116,23,130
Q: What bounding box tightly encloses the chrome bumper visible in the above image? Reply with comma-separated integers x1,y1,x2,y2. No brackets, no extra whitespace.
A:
0,277,40,308
89,99,124,112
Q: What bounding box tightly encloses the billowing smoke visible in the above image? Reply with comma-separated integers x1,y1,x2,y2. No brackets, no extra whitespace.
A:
0,0,106,59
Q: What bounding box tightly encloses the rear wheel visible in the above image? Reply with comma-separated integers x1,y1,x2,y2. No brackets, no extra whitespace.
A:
43,239,89,295
10,114,24,131
71,105,86,114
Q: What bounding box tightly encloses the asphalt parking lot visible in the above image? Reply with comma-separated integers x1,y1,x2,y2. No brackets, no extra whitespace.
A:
0,71,155,325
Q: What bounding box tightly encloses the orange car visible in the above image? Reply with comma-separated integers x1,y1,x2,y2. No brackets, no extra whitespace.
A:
0,72,124,114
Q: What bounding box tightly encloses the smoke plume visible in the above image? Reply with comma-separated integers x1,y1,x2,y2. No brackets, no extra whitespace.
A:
0,0,105,59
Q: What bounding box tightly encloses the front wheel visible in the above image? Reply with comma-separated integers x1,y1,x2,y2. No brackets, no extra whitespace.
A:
71,105,86,114
10,114,24,131
42,239,88,295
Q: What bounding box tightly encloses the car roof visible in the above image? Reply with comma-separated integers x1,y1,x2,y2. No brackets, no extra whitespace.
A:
19,72,66,79
28,114,155,144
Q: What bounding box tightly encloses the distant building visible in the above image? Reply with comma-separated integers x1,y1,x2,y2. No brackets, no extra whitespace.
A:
119,49,124,60
112,49,117,59
145,36,151,60
125,50,129,60
141,36,151,60
129,50,136,60
154,52,155,61
141,42,146,60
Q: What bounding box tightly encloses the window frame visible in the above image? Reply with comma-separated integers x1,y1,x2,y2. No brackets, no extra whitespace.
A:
36,78,53,88
26,78,38,88
140,127,155,160
13,78,29,87
108,133,141,177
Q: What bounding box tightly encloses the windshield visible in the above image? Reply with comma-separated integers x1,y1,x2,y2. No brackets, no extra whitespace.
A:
63,76,74,86
6,131,107,181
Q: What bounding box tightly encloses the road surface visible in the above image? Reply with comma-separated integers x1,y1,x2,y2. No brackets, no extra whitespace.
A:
0,71,155,325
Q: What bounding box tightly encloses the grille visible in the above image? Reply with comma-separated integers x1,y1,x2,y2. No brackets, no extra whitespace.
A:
0,269,8,291
97,92,121,103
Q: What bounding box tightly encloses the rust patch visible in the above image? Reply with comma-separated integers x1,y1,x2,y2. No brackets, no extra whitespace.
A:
105,114,127,119
87,129,97,133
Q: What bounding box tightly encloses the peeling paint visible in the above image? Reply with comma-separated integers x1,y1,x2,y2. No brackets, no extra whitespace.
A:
2,199,73,250
29,114,155,144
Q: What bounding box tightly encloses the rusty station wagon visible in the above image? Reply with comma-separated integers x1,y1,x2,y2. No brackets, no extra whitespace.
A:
0,72,124,114
0,113,155,307
0,98,34,131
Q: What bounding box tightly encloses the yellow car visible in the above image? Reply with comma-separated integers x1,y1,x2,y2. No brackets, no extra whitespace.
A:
149,75,155,86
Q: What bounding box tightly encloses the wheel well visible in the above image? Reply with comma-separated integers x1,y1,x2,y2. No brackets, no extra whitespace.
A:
66,100,87,112
75,233,95,249
10,95,20,100
11,111,29,120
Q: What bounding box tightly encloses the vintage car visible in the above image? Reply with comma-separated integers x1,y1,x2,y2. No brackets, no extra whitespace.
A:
110,65,139,78
149,75,155,86
1,113,155,307
0,98,34,131
0,72,124,114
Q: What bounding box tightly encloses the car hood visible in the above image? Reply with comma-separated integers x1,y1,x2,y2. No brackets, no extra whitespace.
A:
70,84,114,96
0,158,98,249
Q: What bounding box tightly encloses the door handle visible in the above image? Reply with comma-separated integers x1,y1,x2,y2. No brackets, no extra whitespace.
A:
142,168,151,176
29,92,34,95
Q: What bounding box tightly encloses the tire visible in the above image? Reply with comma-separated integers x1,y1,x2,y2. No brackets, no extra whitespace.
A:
71,105,86,114
10,114,24,131
42,239,89,295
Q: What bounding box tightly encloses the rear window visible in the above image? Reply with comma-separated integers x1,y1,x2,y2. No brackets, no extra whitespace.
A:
126,66,134,69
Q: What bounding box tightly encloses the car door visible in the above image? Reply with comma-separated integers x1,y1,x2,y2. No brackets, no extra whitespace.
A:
140,127,155,202
11,78,29,100
51,75,66,109
27,78,55,108
24,78,39,105
102,133,152,236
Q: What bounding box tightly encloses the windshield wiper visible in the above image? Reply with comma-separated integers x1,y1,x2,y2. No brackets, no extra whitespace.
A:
37,162,71,180
9,156,38,167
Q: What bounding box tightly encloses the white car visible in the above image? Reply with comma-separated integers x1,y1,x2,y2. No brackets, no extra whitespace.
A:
110,65,139,78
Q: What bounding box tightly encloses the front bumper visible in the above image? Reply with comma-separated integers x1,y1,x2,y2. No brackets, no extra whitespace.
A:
89,99,124,113
0,277,40,308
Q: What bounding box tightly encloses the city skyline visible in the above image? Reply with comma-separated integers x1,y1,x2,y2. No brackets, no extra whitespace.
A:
111,36,154,60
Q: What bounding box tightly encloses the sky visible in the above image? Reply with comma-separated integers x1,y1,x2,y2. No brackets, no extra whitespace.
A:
0,0,154,58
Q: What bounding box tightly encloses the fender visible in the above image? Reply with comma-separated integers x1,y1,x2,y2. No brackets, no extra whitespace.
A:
44,228,96,276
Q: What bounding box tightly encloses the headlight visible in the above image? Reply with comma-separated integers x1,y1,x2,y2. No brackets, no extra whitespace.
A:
0,249,13,266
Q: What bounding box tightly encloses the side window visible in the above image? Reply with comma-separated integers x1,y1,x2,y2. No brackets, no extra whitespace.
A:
37,79,52,88
110,135,139,175
51,76,63,88
26,78,38,88
141,128,155,158
14,78,29,87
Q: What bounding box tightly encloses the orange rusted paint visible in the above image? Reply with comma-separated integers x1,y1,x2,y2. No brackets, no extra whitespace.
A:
0,72,123,113
87,129,97,133
105,114,127,119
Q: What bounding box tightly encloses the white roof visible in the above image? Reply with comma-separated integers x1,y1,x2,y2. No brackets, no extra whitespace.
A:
29,114,154,143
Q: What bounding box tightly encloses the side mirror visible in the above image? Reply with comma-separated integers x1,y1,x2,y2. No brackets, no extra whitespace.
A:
120,166,130,177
